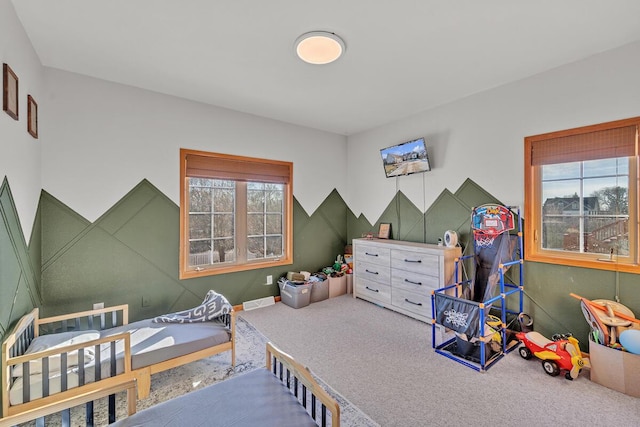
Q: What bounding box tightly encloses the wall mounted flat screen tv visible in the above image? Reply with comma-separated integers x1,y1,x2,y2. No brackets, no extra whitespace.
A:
380,137,431,178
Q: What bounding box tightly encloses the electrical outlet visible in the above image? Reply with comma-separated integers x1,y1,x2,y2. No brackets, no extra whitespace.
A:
266,275,273,285
142,296,151,307
93,302,104,310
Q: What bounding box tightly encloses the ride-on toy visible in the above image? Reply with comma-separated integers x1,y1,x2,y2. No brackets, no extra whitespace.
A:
516,331,589,380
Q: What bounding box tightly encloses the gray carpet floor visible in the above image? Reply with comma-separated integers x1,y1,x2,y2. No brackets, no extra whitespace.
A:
240,294,640,427
19,314,371,426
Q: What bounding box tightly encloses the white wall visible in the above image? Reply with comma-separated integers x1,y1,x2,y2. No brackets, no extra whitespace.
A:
347,40,640,224
42,69,347,222
0,0,43,238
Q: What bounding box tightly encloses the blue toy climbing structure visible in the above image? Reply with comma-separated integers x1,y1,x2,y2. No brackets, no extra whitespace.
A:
431,204,524,372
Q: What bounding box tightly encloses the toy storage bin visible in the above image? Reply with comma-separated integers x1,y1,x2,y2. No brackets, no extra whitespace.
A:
310,279,329,303
589,335,640,397
328,275,347,297
279,281,312,309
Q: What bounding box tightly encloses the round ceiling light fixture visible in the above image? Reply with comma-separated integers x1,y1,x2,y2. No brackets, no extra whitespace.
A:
294,31,346,65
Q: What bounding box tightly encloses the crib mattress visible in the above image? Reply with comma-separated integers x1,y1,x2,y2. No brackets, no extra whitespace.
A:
101,318,231,369
9,318,231,405
109,369,317,427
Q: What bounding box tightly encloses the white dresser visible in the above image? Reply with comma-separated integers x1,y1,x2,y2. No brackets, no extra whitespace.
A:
353,238,461,323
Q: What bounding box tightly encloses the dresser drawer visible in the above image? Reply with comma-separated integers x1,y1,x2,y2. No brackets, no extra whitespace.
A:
391,287,431,319
392,269,440,293
391,249,440,276
355,243,391,267
354,260,390,285
355,278,391,304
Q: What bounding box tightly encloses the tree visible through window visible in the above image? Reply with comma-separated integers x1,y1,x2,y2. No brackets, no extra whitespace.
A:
524,117,639,273
180,149,293,278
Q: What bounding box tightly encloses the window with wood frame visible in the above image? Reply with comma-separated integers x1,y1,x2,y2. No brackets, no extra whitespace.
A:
179,149,293,279
524,117,639,273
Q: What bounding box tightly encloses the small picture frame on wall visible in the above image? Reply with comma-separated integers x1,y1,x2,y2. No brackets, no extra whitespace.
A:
27,95,38,138
3,63,19,120
378,223,392,239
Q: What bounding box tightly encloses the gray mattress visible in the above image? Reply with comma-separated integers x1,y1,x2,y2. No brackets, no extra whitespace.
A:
101,318,231,369
109,368,318,427
9,318,231,405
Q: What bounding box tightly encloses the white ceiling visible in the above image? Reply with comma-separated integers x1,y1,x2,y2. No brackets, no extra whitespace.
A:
12,0,640,135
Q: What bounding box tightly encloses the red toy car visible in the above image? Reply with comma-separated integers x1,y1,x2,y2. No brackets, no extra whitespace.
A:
515,331,588,380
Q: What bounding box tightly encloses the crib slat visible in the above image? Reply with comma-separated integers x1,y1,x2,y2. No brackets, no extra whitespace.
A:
86,401,95,427
79,349,86,385
95,344,102,382
108,394,116,423
321,405,327,427
17,334,25,355
75,318,81,331
302,385,307,409
88,315,94,330
61,408,70,426
100,313,106,330
60,353,68,391
312,395,316,419
110,341,117,376
42,358,50,398
23,361,31,403
35,416,44,427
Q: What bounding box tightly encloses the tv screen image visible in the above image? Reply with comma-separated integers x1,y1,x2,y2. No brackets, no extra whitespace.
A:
380,137,431,178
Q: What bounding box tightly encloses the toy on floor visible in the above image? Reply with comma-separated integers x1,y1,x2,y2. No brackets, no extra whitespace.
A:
516,331,589,380
571,293,639,347
619,329,640,354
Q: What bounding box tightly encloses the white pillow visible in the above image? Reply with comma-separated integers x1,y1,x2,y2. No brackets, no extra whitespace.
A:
12,330,99,377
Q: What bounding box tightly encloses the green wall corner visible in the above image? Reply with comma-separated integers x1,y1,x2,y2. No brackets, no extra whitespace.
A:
0,177,40,341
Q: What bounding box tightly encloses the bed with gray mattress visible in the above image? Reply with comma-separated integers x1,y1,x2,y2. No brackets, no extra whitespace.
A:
2,300,235,425
109,342,340,427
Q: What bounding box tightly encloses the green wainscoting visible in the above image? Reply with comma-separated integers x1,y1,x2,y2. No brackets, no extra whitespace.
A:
0,178,40,342
2,176,638,353
346,178,502,253
39,181,349,321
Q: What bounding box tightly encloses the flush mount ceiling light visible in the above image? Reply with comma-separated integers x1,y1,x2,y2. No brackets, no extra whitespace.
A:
294,31,346,65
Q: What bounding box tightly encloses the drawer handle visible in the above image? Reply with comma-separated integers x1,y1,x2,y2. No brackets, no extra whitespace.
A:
404,279,422,286
405,298,422,306
365,252,379,257
365,269,379,275
366,286,379,293
404,259,422,263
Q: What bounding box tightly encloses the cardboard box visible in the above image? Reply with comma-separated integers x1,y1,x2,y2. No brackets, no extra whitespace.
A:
589,337,640,397
328,275,347,298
